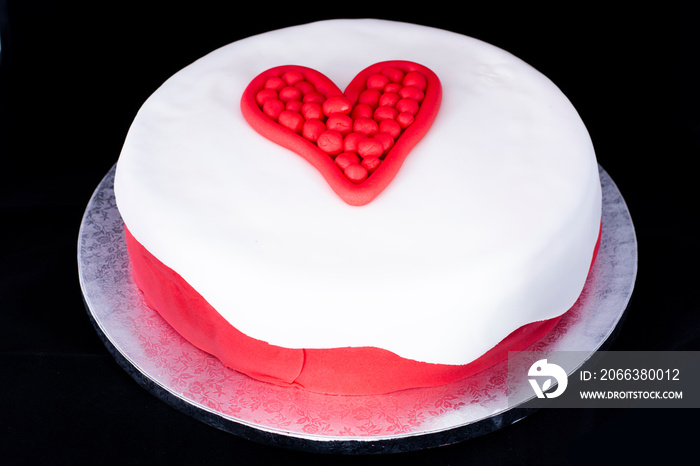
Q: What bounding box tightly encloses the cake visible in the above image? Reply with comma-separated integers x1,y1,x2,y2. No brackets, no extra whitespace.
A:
114,19,602,395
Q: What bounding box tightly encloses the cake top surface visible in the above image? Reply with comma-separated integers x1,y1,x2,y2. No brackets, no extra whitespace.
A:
115,19,601,365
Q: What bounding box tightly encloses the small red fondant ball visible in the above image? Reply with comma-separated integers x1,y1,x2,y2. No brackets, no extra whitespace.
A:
379,92,400,108
373,133,395,152
335,152,361,170
278,110,304,134
301,92,326,105
317,130,344,155
361,156,381,174
262,99,285,120
256,89,278,106
379,119,401,139
264,77,286,91
398,86,425,102
353,118,379,136
294,80,315,95
326,114,353,135
302,119,326,142
396,98,420,115
344,163,368,184
402,71,427,91
285,100,303,113
303,92,326,105
343,132,365,152
357,138,384,159
279,86,302,103
396,112,415,129
301,102,324,121
366,73,390,90
351,103,374,120
323,96,353,116
374,106,399,121
358,89,381,108
282,70,304,85
384,82,403,94
381,67,405,83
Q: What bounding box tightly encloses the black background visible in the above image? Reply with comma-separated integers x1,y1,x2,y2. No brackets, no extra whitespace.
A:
1,1,698,464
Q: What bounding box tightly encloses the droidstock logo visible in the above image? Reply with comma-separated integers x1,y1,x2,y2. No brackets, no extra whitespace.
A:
528,359,568,398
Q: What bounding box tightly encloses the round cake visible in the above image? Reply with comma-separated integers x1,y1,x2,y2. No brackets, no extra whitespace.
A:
114,19,602,395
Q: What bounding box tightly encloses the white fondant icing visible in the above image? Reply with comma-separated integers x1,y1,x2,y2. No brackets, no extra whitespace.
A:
114,19,601,365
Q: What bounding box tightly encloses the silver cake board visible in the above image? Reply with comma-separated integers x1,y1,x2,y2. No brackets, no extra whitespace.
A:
77,165,637,454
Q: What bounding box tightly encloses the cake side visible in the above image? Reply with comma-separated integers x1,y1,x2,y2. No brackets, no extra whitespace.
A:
124,224,583,394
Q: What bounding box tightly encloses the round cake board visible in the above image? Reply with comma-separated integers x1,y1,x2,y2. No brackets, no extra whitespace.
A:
77,165,637,454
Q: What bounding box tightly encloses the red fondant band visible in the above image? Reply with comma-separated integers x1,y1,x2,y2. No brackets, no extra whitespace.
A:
124,224,601,395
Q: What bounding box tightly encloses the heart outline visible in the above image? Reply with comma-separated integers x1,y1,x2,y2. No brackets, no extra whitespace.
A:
241,61,441,206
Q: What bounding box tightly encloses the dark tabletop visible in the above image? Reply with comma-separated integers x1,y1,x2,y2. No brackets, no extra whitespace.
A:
1,1,698,464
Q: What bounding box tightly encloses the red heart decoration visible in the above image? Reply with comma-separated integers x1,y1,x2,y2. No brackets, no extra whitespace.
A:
241,61,441,206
